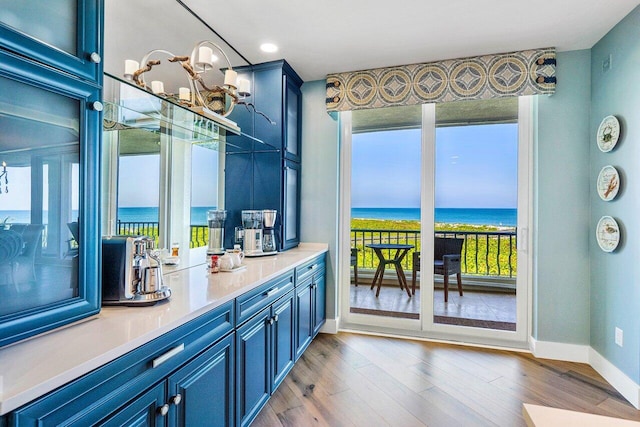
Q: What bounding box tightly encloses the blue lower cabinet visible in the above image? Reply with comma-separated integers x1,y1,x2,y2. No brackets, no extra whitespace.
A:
168,333,235,427
295,280,313,360
236,289,296,427
295,257,327,358
100,383,166,427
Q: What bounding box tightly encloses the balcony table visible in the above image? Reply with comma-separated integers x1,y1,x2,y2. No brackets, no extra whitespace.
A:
366,243,414,298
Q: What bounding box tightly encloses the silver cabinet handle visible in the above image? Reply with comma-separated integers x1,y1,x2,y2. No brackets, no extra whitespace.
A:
268,318,274,325
170,394,182,406
89,52,101,63
266,287,279,298
274,314,279,323
152,343,185,368
157,404,169,416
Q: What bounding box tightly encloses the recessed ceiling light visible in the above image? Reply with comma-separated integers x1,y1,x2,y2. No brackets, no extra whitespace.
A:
260,43,278,53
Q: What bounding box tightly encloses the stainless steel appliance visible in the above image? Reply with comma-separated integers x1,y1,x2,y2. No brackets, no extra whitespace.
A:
102,236,171,306
262,209,277,253
241,210,263,256
207,210,227,255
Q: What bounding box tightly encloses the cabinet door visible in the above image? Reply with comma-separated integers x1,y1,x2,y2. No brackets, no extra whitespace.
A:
313,273,327,336
236,307,271,427
281,159,300,250
295,280,313,360
99,383,166,427
0,0,103,82
253,66,283,149
283,76,301,162
272,290,295,390
168,333,235,427
0,48,101,348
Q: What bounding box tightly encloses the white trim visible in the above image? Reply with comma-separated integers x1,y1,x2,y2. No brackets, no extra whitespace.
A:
589,348,640,409
529,337,590,363
320,318,340,334
338,111,354,324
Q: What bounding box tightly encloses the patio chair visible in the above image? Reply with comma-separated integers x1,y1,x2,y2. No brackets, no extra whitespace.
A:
411,237,464,302
351,247,359,286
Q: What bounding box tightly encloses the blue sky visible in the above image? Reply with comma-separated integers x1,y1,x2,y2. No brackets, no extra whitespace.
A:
351,124,518,209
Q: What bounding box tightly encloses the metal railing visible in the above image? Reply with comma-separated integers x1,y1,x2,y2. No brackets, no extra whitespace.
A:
116,221,209,249
351,228,517,278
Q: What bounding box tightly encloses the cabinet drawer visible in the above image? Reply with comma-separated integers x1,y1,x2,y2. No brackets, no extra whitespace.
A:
236,271,294,326
295,254,326,284
11,301,234,426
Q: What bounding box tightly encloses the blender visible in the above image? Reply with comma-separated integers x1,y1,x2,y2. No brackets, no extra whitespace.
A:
207,210,227,255
262,209,277,253
241,210,263,255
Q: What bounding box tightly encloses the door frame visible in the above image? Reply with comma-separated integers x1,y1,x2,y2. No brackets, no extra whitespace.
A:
338,98,534,349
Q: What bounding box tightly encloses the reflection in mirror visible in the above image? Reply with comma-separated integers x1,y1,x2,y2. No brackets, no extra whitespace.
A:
102,75,223,253
104,0,249,96
0,75,79,317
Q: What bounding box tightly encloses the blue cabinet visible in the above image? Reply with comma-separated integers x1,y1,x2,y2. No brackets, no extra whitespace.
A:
10,302,234,426
0,0,103,348
0,0,103,82
224,60,303,251
168,334,235,427
236,281,296,427
295,255,327,359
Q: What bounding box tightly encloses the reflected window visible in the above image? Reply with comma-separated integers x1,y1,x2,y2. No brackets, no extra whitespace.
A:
190,144,219,248
0,74,80,317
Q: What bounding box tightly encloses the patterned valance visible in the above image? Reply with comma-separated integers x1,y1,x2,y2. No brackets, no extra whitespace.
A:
326,48,556,112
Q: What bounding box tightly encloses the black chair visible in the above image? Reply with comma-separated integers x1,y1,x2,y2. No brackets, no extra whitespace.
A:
350,248,359,286
411,237,464,302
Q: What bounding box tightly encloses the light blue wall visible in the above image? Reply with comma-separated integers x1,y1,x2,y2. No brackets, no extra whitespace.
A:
300,80,340,319
534,50,591,344
589,6,640,382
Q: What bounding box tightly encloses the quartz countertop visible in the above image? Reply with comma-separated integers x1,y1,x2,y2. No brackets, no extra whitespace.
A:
0,243,328,415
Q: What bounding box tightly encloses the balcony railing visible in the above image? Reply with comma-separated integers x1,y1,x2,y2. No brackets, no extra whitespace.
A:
116,221,209,248
351,228,517,278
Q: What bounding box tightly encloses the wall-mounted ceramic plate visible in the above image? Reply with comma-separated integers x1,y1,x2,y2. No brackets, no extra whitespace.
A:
596,216,620,252
596,115,620,152
596,165,620,201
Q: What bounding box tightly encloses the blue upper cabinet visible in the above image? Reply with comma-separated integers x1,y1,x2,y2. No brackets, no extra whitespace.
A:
0,0,103,83
0,1,103,347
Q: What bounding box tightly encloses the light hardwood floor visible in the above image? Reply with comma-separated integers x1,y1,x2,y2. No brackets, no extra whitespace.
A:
252,332,640,426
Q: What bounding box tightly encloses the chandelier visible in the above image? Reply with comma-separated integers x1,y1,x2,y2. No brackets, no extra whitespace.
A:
124,40,274,123
0,161,7,194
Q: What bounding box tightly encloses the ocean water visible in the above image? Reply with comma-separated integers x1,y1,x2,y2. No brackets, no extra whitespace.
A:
351,207,517,227
118,207,215,225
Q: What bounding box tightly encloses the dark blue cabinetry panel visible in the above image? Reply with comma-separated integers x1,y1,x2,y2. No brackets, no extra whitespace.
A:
0,48,102,348
100,383,166,427
295,280,313,360
169,333,235,427
236,306,271,427
225,60,303,252
272,290,295,390
0,0,103,82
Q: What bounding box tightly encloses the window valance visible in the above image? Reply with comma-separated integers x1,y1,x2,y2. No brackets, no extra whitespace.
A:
325,48,556,112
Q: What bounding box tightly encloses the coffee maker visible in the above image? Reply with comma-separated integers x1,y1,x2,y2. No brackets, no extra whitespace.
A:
207,209,226,255
241,210,263,256
102,236,171,306
262,209,277,253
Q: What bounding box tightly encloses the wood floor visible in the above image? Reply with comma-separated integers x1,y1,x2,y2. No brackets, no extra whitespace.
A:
252,332,640,427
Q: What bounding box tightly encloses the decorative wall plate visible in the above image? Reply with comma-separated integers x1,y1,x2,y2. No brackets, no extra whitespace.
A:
596,115,620,152
596,216,620,252
596,165,620,201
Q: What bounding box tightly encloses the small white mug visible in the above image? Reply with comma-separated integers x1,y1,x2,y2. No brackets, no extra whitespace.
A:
228,251,245,268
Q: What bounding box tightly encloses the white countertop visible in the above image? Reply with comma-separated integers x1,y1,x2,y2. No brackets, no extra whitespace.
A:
0,243,328,415
523,403,640,426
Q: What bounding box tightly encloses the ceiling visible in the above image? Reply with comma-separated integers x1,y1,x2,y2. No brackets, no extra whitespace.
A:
181,0,640,81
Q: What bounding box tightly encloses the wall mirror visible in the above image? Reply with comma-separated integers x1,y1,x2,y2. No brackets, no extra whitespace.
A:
102,0,250,254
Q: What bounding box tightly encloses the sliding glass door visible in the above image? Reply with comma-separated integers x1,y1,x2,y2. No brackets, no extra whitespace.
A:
341,98,532,346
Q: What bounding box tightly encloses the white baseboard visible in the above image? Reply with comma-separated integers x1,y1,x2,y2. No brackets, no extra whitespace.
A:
589,348,640,409
320,317,339,334
530,337,640,409
529,337,590,363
